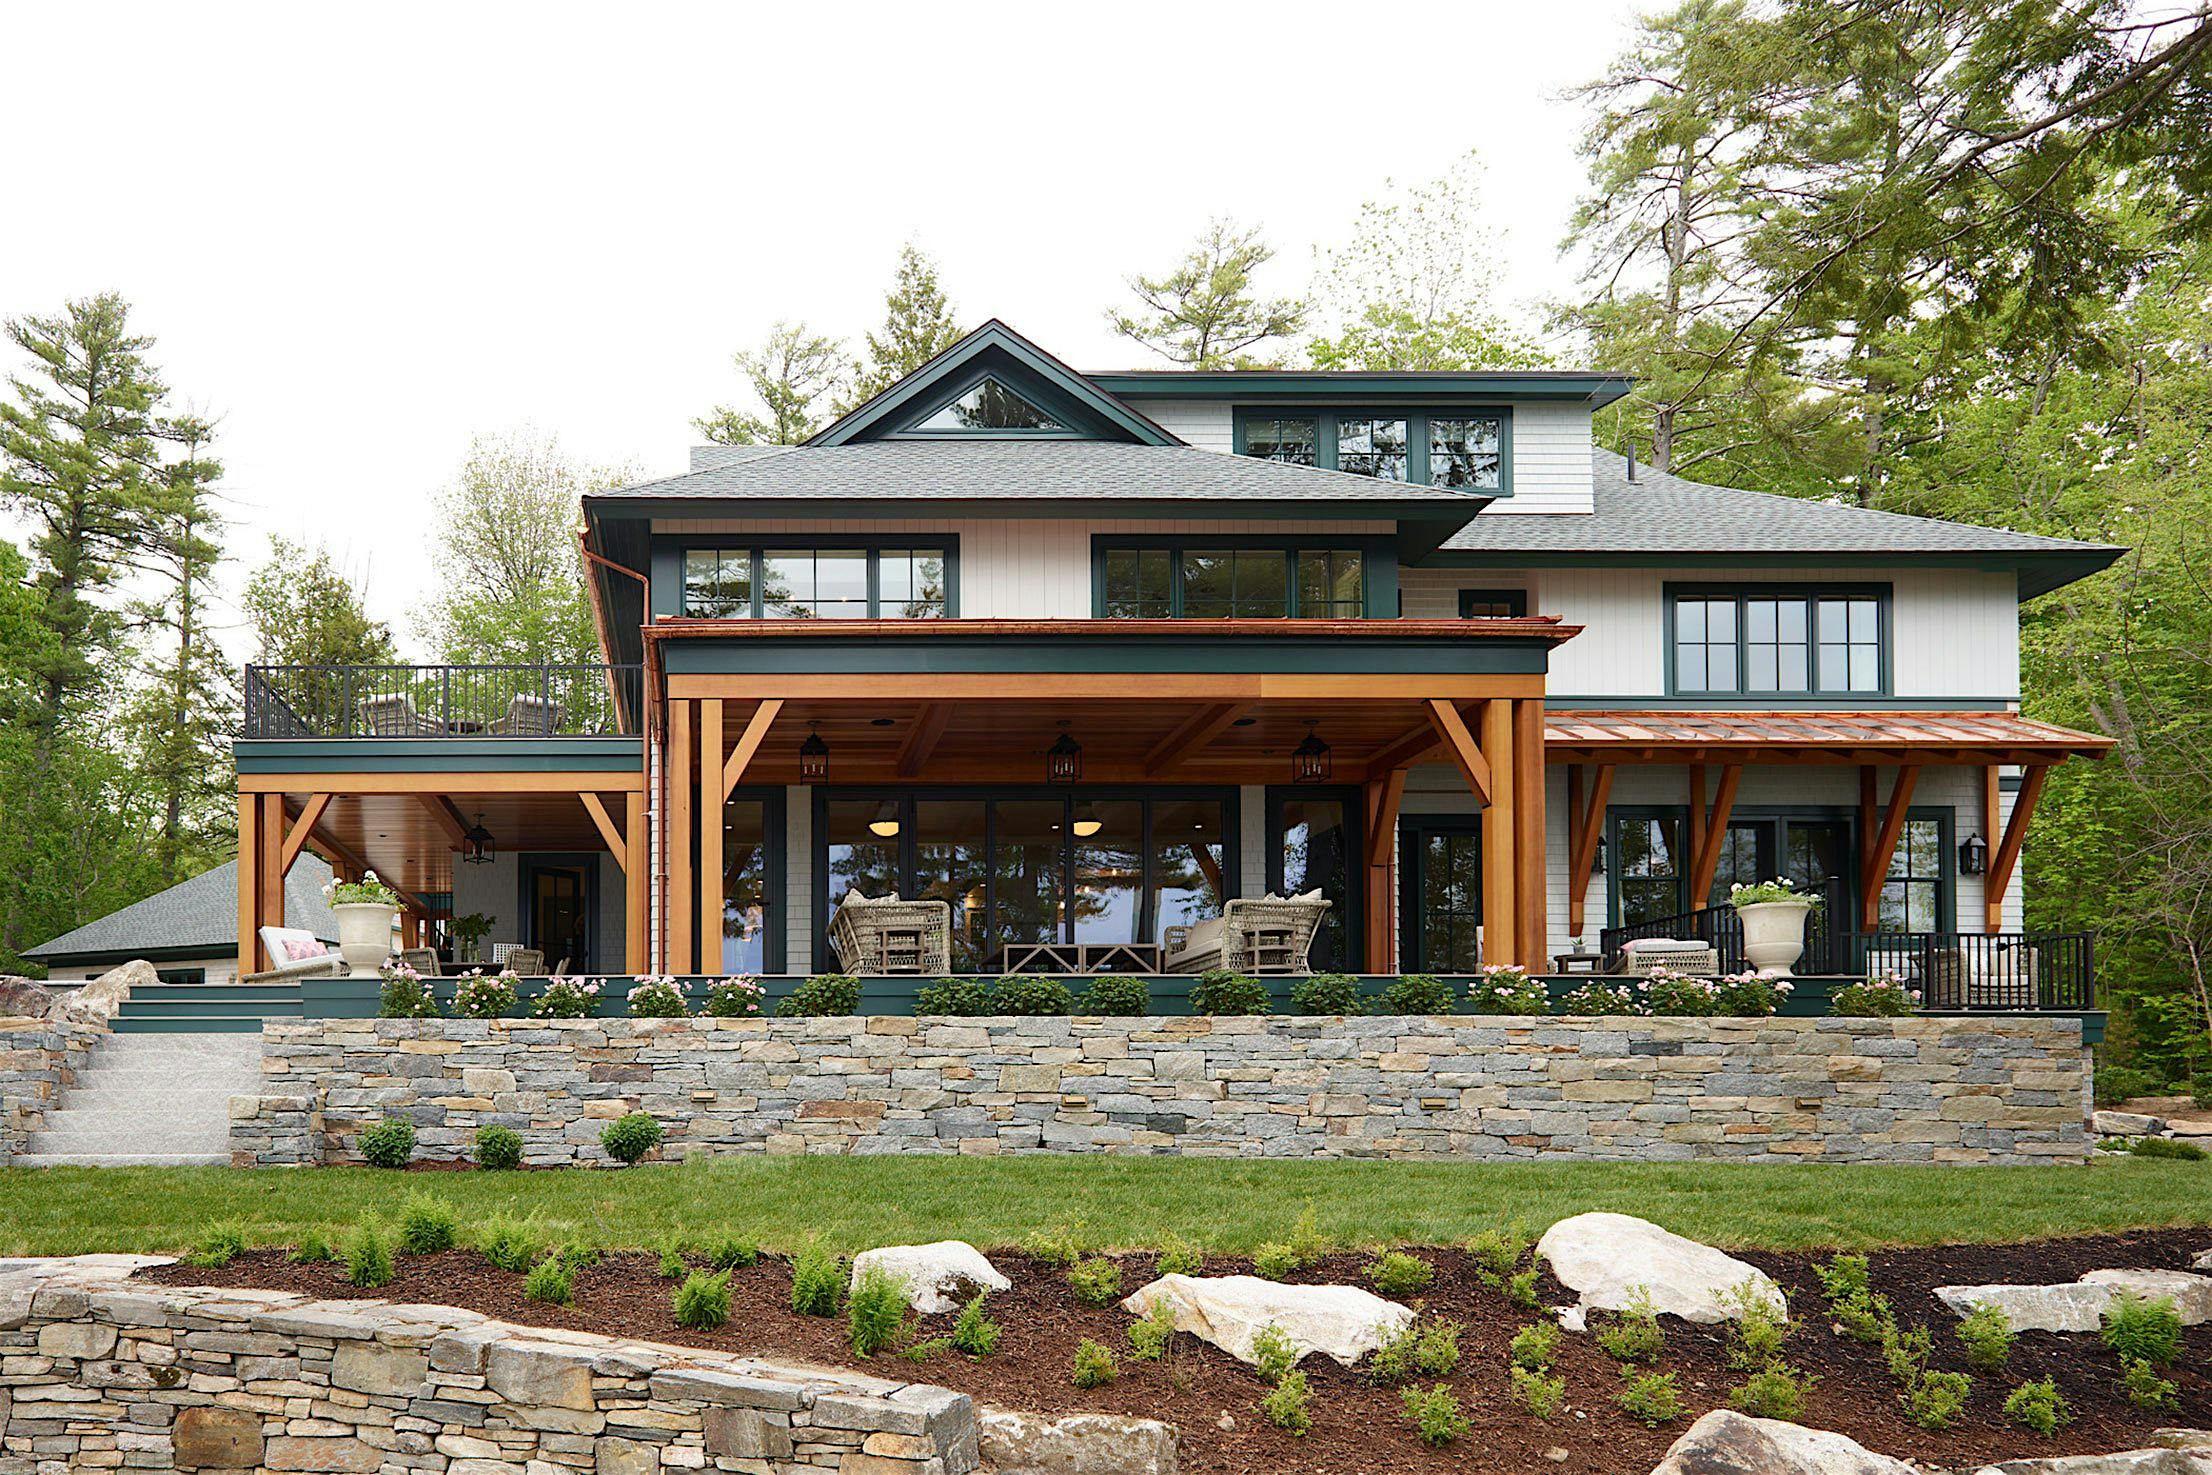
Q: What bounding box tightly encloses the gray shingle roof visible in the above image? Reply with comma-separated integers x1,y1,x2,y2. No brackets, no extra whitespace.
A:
24,854,339,963
1446,450,2122,559
596,440,1486,505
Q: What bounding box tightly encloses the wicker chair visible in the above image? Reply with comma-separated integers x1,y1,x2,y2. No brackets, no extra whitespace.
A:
356,693,443,736
397,947,441,978
1925,945,2041,1008
827,892,952,975
504,948,547,977
1609,938,1723,976
1164,894,1332,974
488,694,564,735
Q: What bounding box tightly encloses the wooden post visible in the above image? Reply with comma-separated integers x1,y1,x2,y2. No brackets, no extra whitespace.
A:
1982,765,2004,934
1362,770,1406,973
237,792,261,977
669,699,694,975
699,698,725,977
1565,763,1614,940
1985,765,2048,934
1686,763,1744,907
1478,699,1517,967
1514,699,1547,970
625,791,650,974
257,792,284,962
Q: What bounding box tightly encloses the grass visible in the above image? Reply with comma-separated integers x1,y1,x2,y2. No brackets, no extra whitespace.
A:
0,1157,2203,1257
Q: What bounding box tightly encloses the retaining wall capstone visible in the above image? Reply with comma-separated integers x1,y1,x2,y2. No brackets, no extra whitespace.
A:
0,1255,978,1475
0,1017,104,1166
235,1013,2093,1167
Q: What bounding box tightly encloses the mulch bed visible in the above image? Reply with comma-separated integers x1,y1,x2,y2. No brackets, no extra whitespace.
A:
146,1229,2212,1475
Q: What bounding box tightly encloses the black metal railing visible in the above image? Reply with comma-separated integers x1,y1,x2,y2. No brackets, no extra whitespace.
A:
1600,876,1855,975
243,664,643,739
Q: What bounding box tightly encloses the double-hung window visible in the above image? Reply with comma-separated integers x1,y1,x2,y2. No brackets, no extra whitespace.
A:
680,546,951,619
1235,410,1508,492
1670,587,1886,696
1099,544,1368,619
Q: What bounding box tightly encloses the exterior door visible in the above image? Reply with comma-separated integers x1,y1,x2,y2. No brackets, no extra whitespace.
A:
1398,818,1484,973
522,859,594,973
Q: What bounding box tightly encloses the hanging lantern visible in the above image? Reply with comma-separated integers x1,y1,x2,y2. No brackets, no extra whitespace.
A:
1958,833,1989,876
798,723,829,784
462,813,494,866
1291,722,1332,785
1046,721,1082,784
868,800,902,838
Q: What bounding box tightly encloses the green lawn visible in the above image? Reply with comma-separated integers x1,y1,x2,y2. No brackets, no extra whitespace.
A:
0,1157,2204,1256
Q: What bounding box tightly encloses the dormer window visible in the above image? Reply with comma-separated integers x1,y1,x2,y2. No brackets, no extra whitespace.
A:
1233,409,1509,492
911,377,1064,432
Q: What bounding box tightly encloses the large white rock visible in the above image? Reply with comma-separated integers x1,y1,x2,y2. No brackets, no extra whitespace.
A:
1935,1269,2212,1333
979,1409,1177,1475
2094,1110,2166,1136
1536,1213,1785,1325
2194,1250,2212,1272
1966,1451,2212,1474
55,959,155,1026
849,1241,1010,1315
1650,1410,1918,1475
1118,1273,1413,1368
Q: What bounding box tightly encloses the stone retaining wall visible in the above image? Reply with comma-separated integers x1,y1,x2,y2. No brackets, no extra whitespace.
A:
236,1013,2092,1166
0,1016,103,1166
0,1256,977,1474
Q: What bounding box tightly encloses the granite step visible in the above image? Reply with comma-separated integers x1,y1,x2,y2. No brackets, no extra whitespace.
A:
19,1033,262,1167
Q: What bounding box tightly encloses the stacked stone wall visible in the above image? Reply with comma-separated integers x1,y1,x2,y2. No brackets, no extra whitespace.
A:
235,1014,2093,1167
0,1017,103,1165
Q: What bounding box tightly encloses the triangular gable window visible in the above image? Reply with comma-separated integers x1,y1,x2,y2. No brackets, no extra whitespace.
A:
912,378,1064,432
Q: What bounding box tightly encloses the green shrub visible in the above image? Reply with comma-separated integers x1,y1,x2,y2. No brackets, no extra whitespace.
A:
2129,1135,2207,1160
1128,1301,1176,1361
451,969,518,1019
2122,1355,2180,1410
1956,1305,2015,1372
993,974,1075,1016
847,1264,910,1356
1154,1234,1204,1277
476,1214,542,1273
599,1112,663,1165
701,975,766,1016
378,969,441,1019
2102,1292,2183,1365
395,1192,458,1255
708,1237,759,1271
1502,1268,1540,1309
1829,974,1918,1017
1190,969,1269,1016
1023,1223,1088,1269
790,1246,843,1317
1252,1323,1298,1385
2004,1376,2071,1436
776,974,860,1017
1730,1365,1814,1421
1367,1321,1421,1385
1639,968,1721,1015
1816,1252,1871,1305
1715,972,1790,1017
555,1241,600,1273
657,1238,690,1279
1400,1382,1469,1446
1368,1317,1459,1385
1290,972,1363,1015
914,976,995,1015
950,1294,1000,1357
1509,1321,1558,1373
474,1124,523,1170
1904,1369,1972,1430
1597,1293,1664,1363
346,1218,393,1288
1078,974,1149,1017
1066,1257,1122,1308
186,1222,247,1268
1832,1290,1891,1345
1364,1250,1433,1297
1464,965,1548,1014
1560,980,1638,1015
531,976,601,1017
1511,1364,1567,1419
1617,1368,1687,1427
673,1269,731,1330
1253,1242,1301,1281
1880,1320,1932,1387
1722,1282,1791,1370
357,1117,415,1169
1260,1369,1313,1435
1070,1337,1118,1388
1375,972,1456,1015
1412,1319,1462,1377
286,1230,335,1264
1465,1227,1529,1281
524,1256,574,1305
1286,1203,1328,1267
2094,1065,2161,1106
625,976,690,1017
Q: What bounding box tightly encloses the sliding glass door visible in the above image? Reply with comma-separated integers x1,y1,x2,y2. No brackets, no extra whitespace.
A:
1267,789,1362,974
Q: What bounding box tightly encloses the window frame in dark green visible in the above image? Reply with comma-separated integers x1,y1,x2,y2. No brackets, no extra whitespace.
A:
1265,785,1364,973
1232,407,1514,495
1090,534,1396,619
881,365,1095,440
719,786,789,975
1457,587,1530,618
1396,814,1484,972
1664,583,1891,699
665,536,961,620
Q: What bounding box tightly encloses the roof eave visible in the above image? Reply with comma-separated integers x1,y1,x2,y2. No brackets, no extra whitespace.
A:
1089,370,1634,410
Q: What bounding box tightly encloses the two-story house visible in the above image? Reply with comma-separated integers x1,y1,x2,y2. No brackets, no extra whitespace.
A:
231,320,2120,1004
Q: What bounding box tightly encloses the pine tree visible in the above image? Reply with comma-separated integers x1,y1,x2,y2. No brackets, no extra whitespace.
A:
842,244,964,411
1108,219,1306,368
694,322,850,445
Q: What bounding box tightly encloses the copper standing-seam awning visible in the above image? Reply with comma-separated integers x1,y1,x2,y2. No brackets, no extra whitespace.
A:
1543,709,2113,765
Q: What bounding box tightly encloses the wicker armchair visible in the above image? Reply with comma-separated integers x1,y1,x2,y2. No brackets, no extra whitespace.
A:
488,694,564,736
827,892,951,975
1925,945,2042,1008
1164,893,1332,974
1610,938,1722,976
356,693,444,736
504,948,547,977
397,947,441,978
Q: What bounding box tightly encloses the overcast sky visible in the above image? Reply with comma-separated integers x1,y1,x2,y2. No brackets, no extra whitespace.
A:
1,0,1645,658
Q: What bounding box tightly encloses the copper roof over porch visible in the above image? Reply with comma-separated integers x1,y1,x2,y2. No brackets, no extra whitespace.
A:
1543,709,2112,764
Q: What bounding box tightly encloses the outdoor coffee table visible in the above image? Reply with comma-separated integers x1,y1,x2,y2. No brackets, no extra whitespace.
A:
985,942,1163,975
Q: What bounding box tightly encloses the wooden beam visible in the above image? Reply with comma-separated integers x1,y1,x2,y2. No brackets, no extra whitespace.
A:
415,795,470,850
256,793,284,968
1688,763,1707,872
701,699,726,976
1565,764,1615,939
1366,715,1445,776
579,792,627,869
1478,699,1517,966
238,792,261,977
279,793,331,873
1362,770,1406,973
1365,769,1407,869
1144,702,1251,775
1426,699,1492,803
722,697,783,798
895,701,955,778
240,770,642,795
669,698,694,975
1858,765,1922,930
1686,763,1744,907
1982,765,2004,934
1514,699,1548,970
624,791,649,974
1985,765,2048,933
666,672,1549,703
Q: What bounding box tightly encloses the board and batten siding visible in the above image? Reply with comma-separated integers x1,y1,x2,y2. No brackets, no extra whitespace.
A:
653,516,1395,620
1399,564,2021,702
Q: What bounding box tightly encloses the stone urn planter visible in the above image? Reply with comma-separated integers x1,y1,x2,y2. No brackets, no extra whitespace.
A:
333,902,399,973
1734,898,1814,977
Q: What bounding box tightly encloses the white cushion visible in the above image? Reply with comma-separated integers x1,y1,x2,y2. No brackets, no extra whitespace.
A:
259,926,325,962
1624,937,1705,956
1293,888,1325,906
1169,917,1228,961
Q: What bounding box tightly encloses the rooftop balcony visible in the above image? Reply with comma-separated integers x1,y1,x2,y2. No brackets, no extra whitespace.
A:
242,664,643,740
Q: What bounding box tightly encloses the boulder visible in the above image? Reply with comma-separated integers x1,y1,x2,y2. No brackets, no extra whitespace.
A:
978,1409,1177,1475
1965,1452,2212,1474
1536,1213,1785,1325
2195,1251,2212,1272
2094,1110,2166,1137
0,976,56,1020
1119,1274,1413,1368
2168,1119,2212,1137
1935,1269,2212,1333
850,1241,1011,1316
1650,1410,1918,1474
2081,1269,2212,1323
54,959,156,1026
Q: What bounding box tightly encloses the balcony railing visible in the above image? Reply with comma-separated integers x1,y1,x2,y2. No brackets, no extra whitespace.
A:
243,664,643,739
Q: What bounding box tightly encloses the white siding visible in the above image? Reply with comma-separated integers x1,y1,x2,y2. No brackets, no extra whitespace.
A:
1488,401,1595,516
41,955,240,987
1127,398,1233,451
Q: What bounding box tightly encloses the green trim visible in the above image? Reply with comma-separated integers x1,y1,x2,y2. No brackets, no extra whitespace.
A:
1546,695,2017,711
1414,547,2121,601
233,737,642,773
879,366,1096,441
1396,814,1484,972
1664,582,1893,700
23,943,257,969
1087,534,1398,619
1094,370,1632,409
1232,407,1513,497
809,321,1178,448
660,631,1554,678
1458,588,1530,619
654,535,962,621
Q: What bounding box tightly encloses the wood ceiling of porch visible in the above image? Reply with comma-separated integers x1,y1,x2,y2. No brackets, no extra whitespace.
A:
262,788,613,904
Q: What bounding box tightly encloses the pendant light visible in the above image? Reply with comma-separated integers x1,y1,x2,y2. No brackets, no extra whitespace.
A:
798,722,829,784
1046,721,1082,784
868,800,902,838
1071,802,1103,838
1291,722,1333,785
462,813,494,865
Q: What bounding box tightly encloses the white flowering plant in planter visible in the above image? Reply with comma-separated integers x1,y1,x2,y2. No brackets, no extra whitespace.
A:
1465,963,1550,1015
532,975,602,1019
1727,876,1819,911
325,870,401,908
451,969,519,1019
1829,972,1921,1017
1638,967,1724,1016
703,975,765,1017
626,975,691,1018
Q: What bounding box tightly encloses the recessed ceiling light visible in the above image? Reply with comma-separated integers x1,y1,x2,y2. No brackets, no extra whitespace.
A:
870,717,894,727
1232,717,1257,727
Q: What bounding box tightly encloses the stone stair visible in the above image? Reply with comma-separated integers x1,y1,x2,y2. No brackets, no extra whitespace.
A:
14,1032,261,1167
